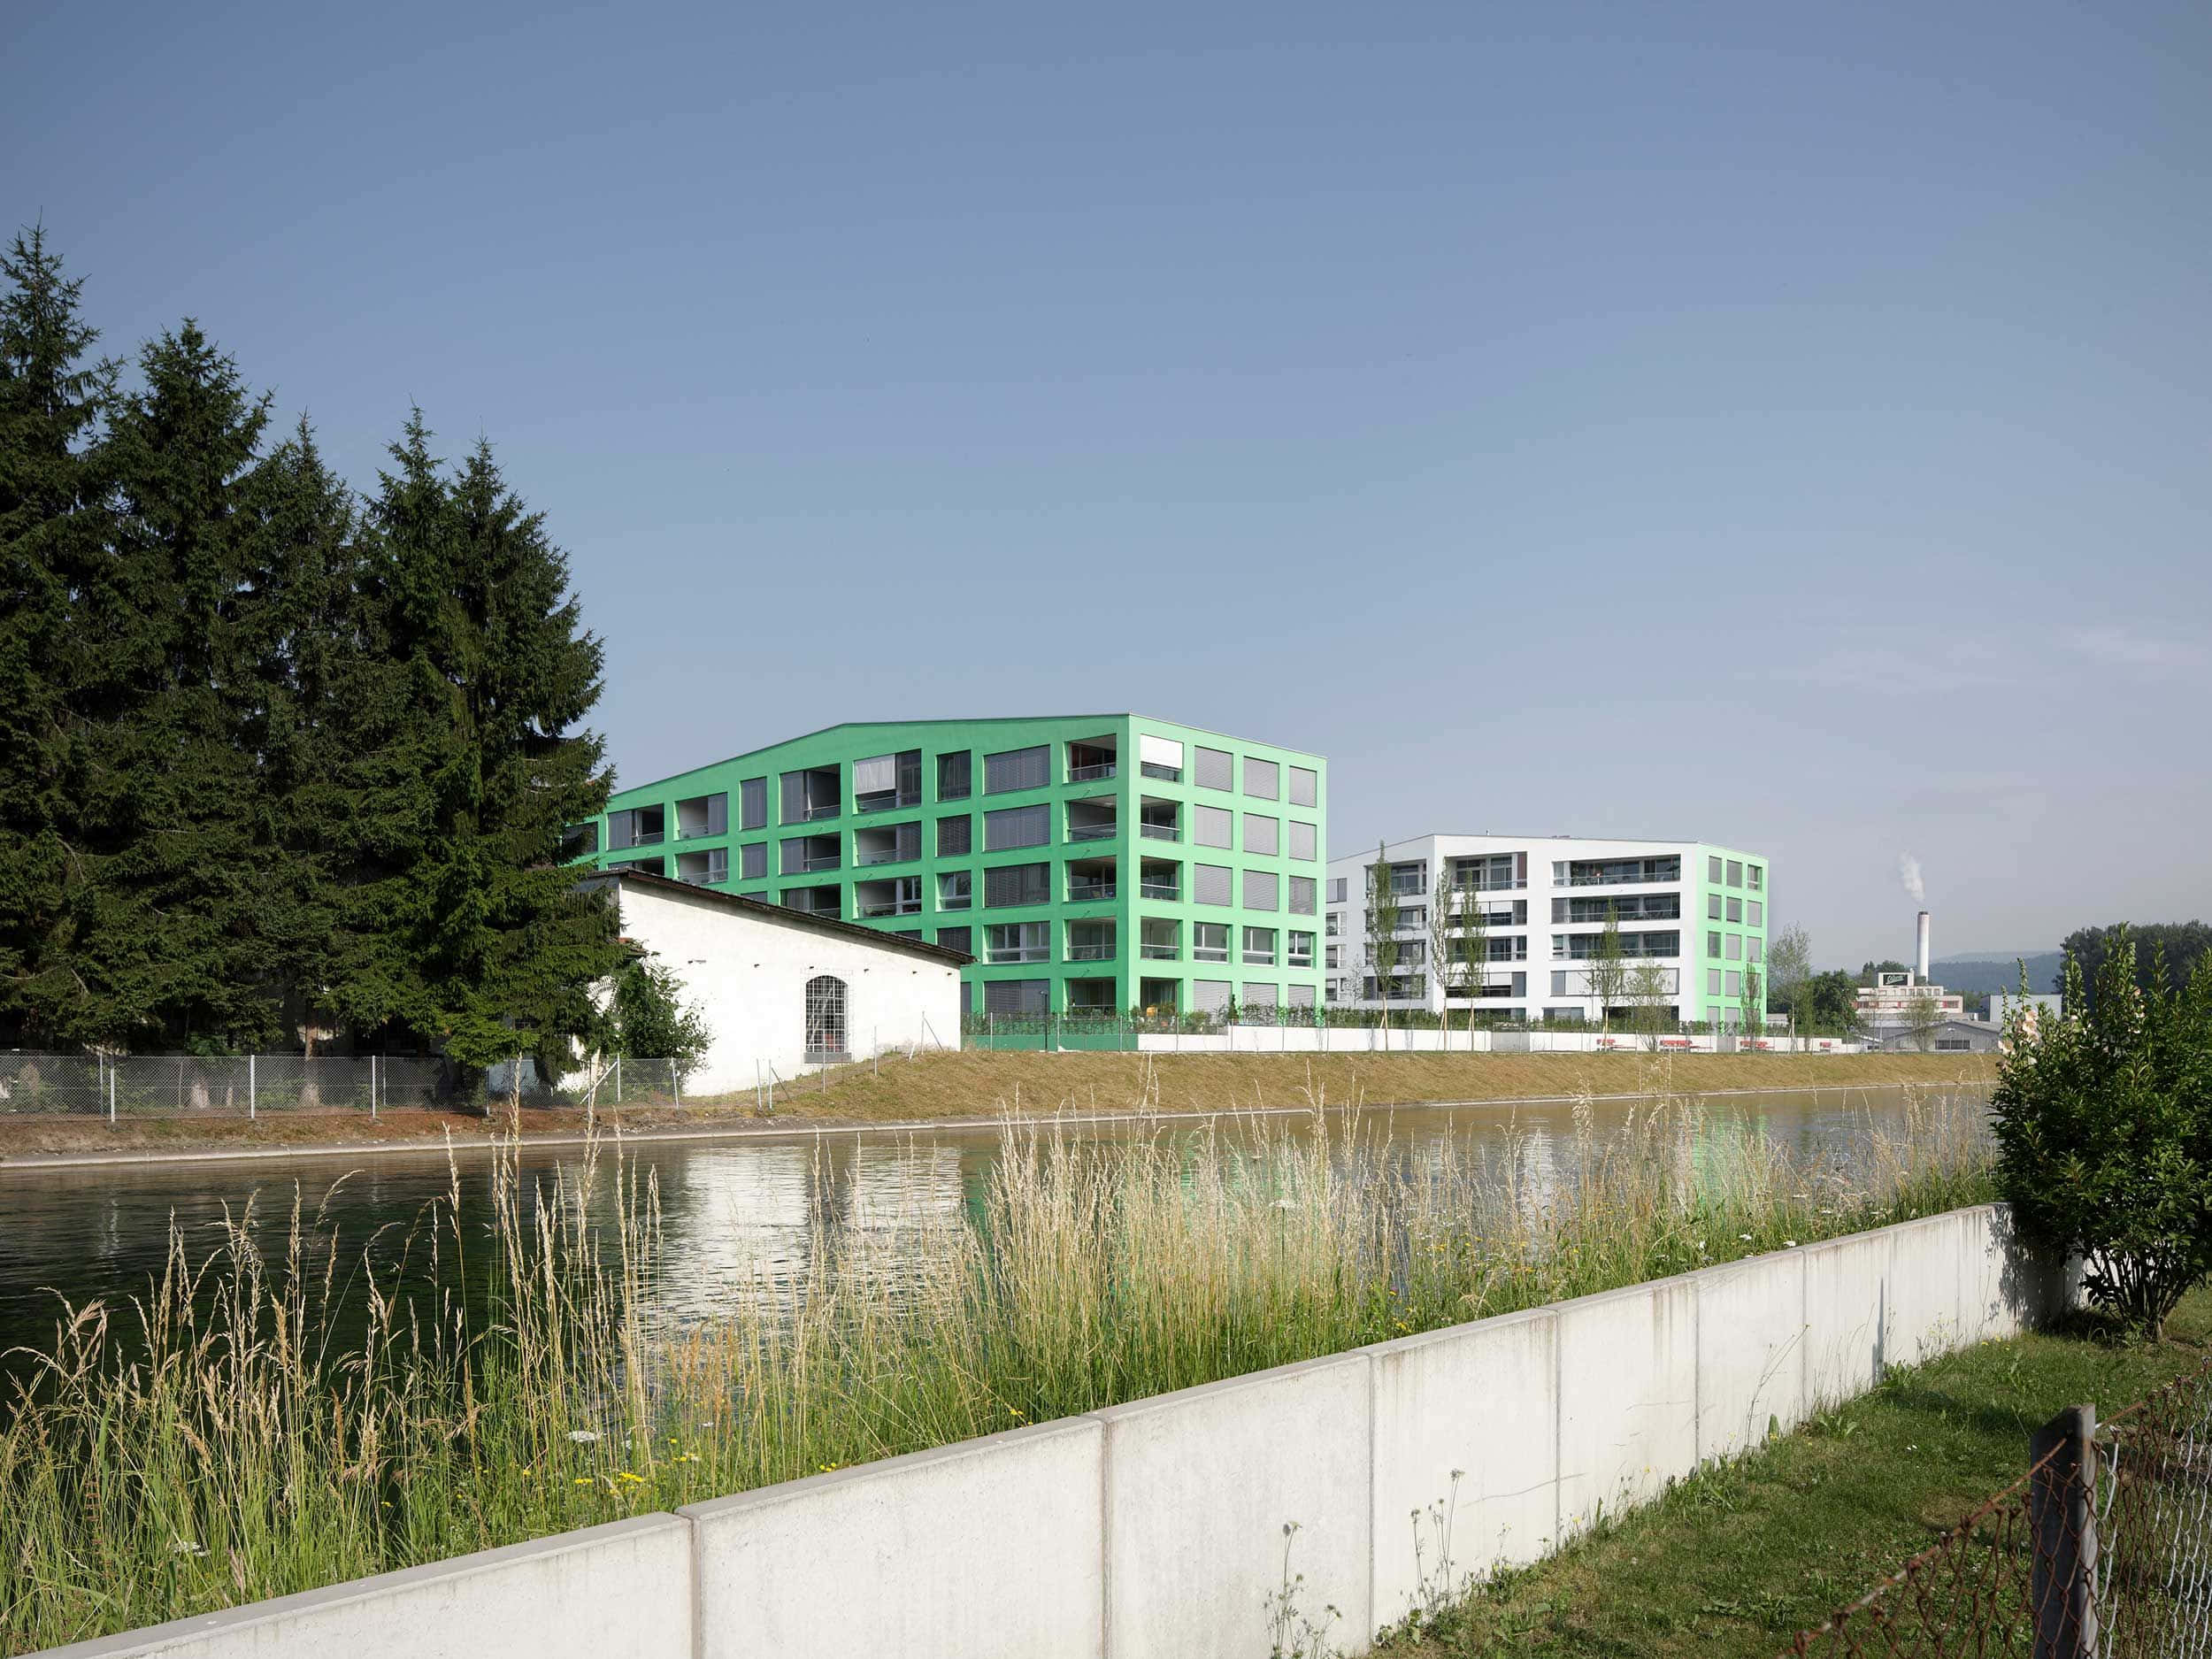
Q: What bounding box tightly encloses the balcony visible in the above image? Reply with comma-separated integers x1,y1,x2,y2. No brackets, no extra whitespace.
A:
1067,736,1118,785
1065,855,1116,905
675,794,727,841
782,767,841,825
1451,876,1526,893
987,945,1049,964
1140,762,1181,783
854,823,921,867
1068,879,1117,903
1066,796,1119,843
1138,919,1179,962
1139,880,1179,901
675,849,728,887
855,898,923,918
781,833,840,877
1139,824,1179,842
608,803,665,850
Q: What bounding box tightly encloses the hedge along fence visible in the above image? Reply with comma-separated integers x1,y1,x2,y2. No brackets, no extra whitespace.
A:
35,1204,2071,1659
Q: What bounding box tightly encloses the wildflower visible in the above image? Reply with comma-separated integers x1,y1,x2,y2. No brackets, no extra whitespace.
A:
567,1430,601,1445
572,1478,593,1486
1739,1233,1753,1242
615,1471,646,1485
1784,1240,1798,1248
172,1538,207,1557
675,1453,702,1464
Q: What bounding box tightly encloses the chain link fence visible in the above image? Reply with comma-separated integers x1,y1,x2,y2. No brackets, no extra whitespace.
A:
1783,1354,2212,1656
0,1052,695,1119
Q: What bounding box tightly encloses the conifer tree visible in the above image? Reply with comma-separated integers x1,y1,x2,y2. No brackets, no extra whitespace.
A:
77,324,272,1048
349,417,617,1079
0,228,116,1047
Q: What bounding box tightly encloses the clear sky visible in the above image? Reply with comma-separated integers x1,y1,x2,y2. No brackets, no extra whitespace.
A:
9,0,2208,970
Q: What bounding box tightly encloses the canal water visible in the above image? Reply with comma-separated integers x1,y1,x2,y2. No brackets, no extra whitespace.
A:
0,1084,1984,1382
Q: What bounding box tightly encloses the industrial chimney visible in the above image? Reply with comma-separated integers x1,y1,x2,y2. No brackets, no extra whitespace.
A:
1916,911,1931,985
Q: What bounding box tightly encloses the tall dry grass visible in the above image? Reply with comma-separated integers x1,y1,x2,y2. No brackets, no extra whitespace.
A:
0,1087,1991,1652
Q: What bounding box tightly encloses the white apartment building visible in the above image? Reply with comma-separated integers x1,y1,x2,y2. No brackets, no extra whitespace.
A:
1323,834,1772,1027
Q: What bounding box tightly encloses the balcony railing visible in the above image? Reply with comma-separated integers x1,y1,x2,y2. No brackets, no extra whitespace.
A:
854,849,912,866
1140,763,1181,783
987,947,1049,964
1139,944,1179,960
938,895,972,910
1066,943,1116,962
613,831,665,849
854,792,921,814
1139,881,1179,901
1066,823,1118,842
1139,823,1180,841
1193,947,1229,963
792,855,838,872
1451,877,1526,893
1067,881,1117,902
680,871,730,887
1564,869,1678,887
1068,763,1118,782
1243,952,1276,966
855,900,923,918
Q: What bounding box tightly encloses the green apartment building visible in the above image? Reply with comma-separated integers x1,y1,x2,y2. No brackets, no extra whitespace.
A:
569,716,1328,1018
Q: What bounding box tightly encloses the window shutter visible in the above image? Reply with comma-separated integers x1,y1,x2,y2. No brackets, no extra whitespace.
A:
1288,876,1317,915
741,843,765,880
1288,766,1317,808
1287,983,1316,1010
984,803,1050,851
852,754,897,794
780,773,806,824
1194,864,1232,906
938,814,972,856
741,778,767,830
1289,821,1317,861
1140,734,1184,769
1192,979,1232,1013
937,926,972,954
1194,804,1233,848
1194,746,1233,791
1242,982,1279,1009
1242,814,1279,856
895,822,921,861
1244,757,1279,799
1243,870,1279,911
984,746,1049,794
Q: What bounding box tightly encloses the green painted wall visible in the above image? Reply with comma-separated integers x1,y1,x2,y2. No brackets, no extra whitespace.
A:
1692,843,1771,1026
574,714,1328,1016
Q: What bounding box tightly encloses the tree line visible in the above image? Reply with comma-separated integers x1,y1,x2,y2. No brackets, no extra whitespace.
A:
0,229,619,1071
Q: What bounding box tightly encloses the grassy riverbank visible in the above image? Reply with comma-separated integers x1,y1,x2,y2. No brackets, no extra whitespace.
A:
1375,1289,2212,1658
0,1049,1989,1160
0,1088,1991,1651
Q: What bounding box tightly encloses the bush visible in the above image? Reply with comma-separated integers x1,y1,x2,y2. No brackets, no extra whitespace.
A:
1989,930,2212,1338
603,953,713,1075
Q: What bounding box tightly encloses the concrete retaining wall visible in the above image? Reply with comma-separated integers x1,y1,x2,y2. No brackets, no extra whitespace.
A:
42,1205,2058,1659
1132,1026,1863,1055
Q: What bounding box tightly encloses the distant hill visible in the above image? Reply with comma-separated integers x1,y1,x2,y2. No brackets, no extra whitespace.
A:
1932,954,2066,997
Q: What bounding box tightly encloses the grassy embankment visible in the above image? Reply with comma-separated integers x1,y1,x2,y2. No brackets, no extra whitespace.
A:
1376,1290,2212,1659
0,1048,1990,1158
0,1087,1989,1651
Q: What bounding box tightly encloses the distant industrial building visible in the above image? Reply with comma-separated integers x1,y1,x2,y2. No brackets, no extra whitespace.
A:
1855,911,1966,1031
1322,834,1771,1028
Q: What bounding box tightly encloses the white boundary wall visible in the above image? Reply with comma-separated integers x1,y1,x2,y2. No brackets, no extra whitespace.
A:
1133,1026,1863,1055
41,1205,2066,1659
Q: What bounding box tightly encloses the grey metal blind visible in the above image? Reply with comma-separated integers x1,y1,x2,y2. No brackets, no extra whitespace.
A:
1288,767,1317,808
1194,746,1233,791
1288,876,1317,915
1287,983,1316,1010
937,814,972,856
1243,869,1279,911
1243,757,1279,799
1194,863,1232,906
984,803,1050,851
780,840,808,876
937,751,972,799
741,777,767,830
1242,814,1278,856
1194,804,1233,849
984,862,1050,908
984,978,1049,1014
1289,821,1317,862
936,926,972,954
1192,979,1232,1013
780,772,807,824
984,745,1049,795
895,822,922,862
1242,982,1279,1009
741,842,766,880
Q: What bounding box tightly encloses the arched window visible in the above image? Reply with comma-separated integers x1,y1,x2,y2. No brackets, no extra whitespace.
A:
804,975,849,1063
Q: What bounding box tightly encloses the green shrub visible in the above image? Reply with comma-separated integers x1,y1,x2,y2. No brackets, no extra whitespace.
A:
1989,930,2212,1338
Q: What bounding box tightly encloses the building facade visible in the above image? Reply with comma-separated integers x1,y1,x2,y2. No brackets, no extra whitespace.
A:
584,870,967,1091
1322,834,1771,1027
570,716,1327,1018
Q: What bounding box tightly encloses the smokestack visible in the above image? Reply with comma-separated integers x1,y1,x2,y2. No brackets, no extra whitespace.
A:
1916,911,1931,984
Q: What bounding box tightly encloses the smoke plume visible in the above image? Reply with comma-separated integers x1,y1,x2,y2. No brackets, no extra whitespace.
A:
1897,853,1926,905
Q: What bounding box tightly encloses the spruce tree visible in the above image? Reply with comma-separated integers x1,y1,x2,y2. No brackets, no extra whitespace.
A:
81,323,273,1048
349,417,616,1079
0,228,116,1047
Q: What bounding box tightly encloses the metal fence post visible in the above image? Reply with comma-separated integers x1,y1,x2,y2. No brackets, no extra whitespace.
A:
2029,1403,2097,1658
672,1062,681,1108
249,1054,257,1121
108,1061,117,1126
370,1054,378,1120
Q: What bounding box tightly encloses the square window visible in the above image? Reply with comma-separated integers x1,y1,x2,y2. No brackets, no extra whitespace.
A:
1287,875,1317,915
983,746,1049,795
1194,804,1233,848
936,925,972,954
1707,930,1722,957
1708,969,1722,995
1244,757,1279,799
1708,856,1724,883
740,842,766,880
1194,746,1233,791
1242,869,1279,911
1707,894,1722,920
740,777,768,831
938,814,972,857
1725,934,1742,960
984,803,1050,851
1726,859,1743,888
937,751,972,800
1749,936,1763,963
1243,814,1279,856
1725,896,1742,923
1194,863,1233,906
1747,900,1763,927
1725,970,1742,997
1327,876,1348,903
1288,766,1317,808
1747,864,1763,891
938,871,972,910
1289,821,1317,861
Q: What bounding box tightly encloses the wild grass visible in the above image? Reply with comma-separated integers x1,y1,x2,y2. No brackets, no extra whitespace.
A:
0,1087,1993,1652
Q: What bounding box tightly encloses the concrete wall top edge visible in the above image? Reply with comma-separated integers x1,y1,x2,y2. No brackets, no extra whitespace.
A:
1358,1302,1557,1360
1087,1347,1370,1425
34,1514,691,1659
677,1416,1102,1523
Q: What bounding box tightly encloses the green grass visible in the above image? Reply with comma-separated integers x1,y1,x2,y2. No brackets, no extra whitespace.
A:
0,1087,1993,1653
1376,1288,2212,1658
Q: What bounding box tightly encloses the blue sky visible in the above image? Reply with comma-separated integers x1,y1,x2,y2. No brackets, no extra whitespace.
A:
9,0,2208,969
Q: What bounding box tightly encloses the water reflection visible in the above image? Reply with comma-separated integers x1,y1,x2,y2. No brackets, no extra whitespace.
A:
0,1085,1983,1387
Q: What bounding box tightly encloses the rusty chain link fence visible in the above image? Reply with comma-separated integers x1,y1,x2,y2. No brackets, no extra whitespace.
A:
1784,1353,2212,1656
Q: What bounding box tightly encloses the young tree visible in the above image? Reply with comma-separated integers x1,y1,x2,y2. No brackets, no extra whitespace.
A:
1629,957,1671,1052
1990,933,2212,1339
1584,902,1628,1035
1739,964,1766,1042
602,950,713,1076
1363,841,1401,1048
0,228,117,1048
1452,877,1493,1048
1765,924,1814,1036
1428,865,1460,1047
